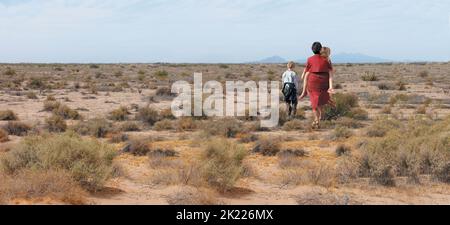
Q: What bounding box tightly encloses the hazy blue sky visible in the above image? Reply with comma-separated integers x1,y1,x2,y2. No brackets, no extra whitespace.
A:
1,0,449,63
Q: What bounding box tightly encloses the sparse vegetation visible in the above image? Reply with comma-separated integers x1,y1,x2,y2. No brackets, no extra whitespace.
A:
202,138,247,191
0,110,18,121
109,106,130,121
2,121,31,136
0,132,116,190
253,136,281,156
46,115,67,132
136,106,160,125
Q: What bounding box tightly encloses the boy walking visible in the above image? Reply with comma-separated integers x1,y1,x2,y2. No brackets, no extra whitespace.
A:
282,61,300,118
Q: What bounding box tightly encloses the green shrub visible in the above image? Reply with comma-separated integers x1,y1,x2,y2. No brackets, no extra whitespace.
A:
0,110,18,121
202,138,247,191
0,132,116,190
154,70,168,78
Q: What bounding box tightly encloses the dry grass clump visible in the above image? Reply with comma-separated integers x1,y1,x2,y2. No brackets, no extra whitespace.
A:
365,117,402,137
253,136,281,156
52,104,81,120
201,117,242,138
335,145,352,157
45,115,67,132
72,118,111,138
0,132,116,190
154,119,174,131
357,117,450,185
43,100,61,112
334,117,364,128
175,117,197,131
278,149,309,168
0,129,9,143
0,110,18,121
109,132,129,143
329,126,353,140
282,119,304,131
361,72,378,81
167,187,222,205
119,121,140,132
109,106,130,121
136,106,160,125
202,138,247,192
238,133,259,143
280,161,335,187
0,169,86,204
2,121,31,136
322,93,362,120
121,138,151,156
159,108,176,120
156,86,175,97
296,189,358,205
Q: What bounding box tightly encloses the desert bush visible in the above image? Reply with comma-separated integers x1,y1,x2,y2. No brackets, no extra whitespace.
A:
43,100,61,112
136,106,160,125
348,108,369,120
28,78,46,89
253,136,281,156
0,132,116,190
46,115,67,132
156,86,175,97
334,117,364,128
26,92,38,99
322,93,359,120
2,121,31,136
278,149,308,168
154,119,174,131
419,70,429,78
336,155,360,184
109,132,129,143
377,83,394,90
109,106,130,121
366,118,402,137
175,117,197,131
0,129,9,143
282,119,304,131
72,118,111,138
360,117,450,185
202,138,247,191
238,133,259,143
416,105,427,114
154,70,169,78
381,106,392,114
201,118,241,138
53,104,81,120
361,72,378,81
0,169,86,204
159,108,176,120
119,121,140,132
330,126,353,140
3,67,16,76
335,145,352,157
0,110,18,121
122,138,151,156
89,64,99,69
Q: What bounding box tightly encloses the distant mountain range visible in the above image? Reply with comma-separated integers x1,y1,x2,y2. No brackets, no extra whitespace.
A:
253,53,391,64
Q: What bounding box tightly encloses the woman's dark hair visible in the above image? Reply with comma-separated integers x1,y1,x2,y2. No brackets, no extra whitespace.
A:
312,42,322,54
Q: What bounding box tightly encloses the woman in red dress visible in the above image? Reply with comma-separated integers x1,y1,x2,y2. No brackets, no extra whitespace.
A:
299,42,335,129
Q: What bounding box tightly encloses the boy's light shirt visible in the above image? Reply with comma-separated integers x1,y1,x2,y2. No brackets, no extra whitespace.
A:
282,69,300,90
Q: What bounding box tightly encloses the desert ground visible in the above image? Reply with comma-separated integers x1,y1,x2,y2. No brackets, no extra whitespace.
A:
0,62,449,205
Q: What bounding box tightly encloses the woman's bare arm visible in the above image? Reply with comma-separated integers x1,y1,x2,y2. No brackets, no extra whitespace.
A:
328,70,335,94
299,72,309,99
301,68,306,80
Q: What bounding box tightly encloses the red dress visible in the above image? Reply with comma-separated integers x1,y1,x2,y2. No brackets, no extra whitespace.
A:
304,54,333,110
